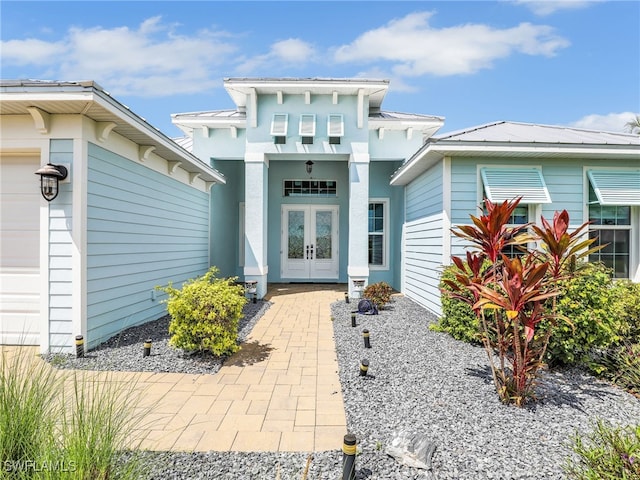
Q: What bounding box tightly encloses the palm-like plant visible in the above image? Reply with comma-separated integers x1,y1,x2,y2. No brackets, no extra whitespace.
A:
625,114,640,134
444,198,597,406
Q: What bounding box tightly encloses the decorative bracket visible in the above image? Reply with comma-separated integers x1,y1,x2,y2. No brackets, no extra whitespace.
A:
188,172,201,184
167,160,182,175
138,145,155,162
26,107,50,134
96,121,117,142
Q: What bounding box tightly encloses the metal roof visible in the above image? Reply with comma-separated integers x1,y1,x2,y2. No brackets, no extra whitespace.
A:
0,79,225,184
435,121,640,145
391,121,640,186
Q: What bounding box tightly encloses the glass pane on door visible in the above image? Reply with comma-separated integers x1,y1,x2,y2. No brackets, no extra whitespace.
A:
288,210,305,259
315,210,332,259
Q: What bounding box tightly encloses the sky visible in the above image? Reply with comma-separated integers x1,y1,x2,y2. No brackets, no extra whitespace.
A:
1,0,639,138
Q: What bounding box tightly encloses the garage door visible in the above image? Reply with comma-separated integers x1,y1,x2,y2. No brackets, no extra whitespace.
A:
0,155,41,345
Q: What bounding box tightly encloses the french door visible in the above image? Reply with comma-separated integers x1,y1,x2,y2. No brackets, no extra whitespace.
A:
281,205,339,280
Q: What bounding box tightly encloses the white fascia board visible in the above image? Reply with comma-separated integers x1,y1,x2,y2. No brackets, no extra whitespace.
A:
429,142,640,157
368,118,443,131
0,91,95,104
171,116,246,130
390,142,640,186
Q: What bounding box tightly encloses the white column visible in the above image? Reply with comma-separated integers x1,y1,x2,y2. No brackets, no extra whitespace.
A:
244,152,268,299
348,146,370,297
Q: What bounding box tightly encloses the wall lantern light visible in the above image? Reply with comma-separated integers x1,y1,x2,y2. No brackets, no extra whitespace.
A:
305,160,314,175
34,163,68,201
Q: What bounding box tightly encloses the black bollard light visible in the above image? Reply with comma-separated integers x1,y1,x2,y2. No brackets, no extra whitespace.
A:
351,312,356,327
344,292,349,304
359,359,369,376
75,335,84,358
342,433,357,480
143,338,152,357
253,292,257,304
363,329,371,349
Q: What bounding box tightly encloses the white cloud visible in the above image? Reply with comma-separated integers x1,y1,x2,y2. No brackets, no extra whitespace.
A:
236,38,317,74
569,112,639,133
0,17,237,96
1,38,67,65
333,12,570,77
512,0,599,16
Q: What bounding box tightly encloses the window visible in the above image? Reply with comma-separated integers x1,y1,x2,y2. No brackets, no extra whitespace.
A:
588,183,631,279
586,169,640,279
368,199,389,268
283,180,337,197
504,205,529,257
481,185,531,258
302,136,313,145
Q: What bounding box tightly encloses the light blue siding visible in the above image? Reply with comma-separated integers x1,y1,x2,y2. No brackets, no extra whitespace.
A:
369,161,404,287
86,143,210,349
448,157,622,225
405,161,443,222
48,139,74,350
403,213,444,316
369,129,424,162
209,159,244,279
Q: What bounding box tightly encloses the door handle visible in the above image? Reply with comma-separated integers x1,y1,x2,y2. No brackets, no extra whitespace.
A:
305,244,309,259
310,244,314,259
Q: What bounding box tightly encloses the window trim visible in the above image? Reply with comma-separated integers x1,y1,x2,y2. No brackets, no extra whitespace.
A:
239,202,245,267
368,198,390,270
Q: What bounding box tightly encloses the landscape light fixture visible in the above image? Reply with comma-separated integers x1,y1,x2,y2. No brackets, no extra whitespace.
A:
34,163,68,201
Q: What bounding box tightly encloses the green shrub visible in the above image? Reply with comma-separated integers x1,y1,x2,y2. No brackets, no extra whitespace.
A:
429,263,482,345
544,262,623,369
565,420,640,479
159,267,247,356
363,281,393,310
612,280,640,344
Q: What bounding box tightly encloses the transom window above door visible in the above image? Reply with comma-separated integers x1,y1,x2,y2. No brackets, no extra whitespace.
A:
283,180,337,197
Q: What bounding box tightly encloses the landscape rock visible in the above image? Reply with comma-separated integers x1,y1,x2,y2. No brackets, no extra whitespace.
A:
385,429,437,470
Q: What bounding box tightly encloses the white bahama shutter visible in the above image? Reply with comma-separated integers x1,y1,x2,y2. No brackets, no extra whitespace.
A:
299,114,316,137
480,167,551,204
270,114,288,136
327,114,344,137
587,170,640,205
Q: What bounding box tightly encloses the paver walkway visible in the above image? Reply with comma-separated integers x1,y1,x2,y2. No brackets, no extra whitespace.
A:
132,284,347,452
2,284,348,452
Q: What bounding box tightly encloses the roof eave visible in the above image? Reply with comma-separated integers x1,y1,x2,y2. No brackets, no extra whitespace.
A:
90,89,226,185
390,141,640,186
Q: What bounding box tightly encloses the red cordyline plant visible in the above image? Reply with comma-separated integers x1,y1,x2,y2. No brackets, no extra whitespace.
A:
443,198,599,406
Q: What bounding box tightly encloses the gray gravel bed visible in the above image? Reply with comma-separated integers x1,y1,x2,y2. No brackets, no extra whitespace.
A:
43,300,271,375
329,295,640,479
